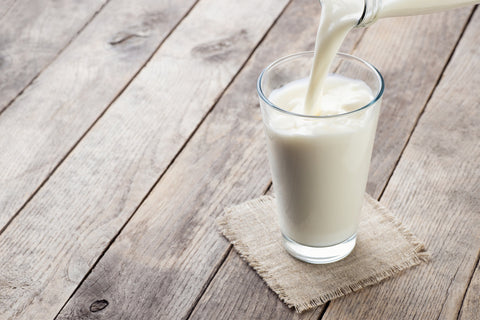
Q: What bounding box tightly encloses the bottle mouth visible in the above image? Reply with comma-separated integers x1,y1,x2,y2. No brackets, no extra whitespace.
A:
356,0,381,28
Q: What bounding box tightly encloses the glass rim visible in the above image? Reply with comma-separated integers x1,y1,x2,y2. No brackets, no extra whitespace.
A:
256,51,385,119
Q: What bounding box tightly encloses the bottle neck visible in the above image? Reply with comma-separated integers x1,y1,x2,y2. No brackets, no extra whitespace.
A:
356,0,382,28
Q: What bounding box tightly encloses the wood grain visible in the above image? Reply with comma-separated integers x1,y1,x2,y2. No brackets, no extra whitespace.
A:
54,0,365,319
0,0,198,232
458,258,480,320
0,0,290,319
323,8,480,320
190,251,323,320
0,0,107,112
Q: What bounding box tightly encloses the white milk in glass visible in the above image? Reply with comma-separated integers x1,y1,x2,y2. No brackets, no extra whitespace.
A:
266,76,379,246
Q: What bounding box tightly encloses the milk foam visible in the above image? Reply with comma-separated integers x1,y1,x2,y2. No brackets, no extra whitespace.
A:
266,76,378,246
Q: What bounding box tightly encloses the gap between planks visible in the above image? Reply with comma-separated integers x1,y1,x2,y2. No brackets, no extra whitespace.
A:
0,0,202,239
456,250,480,319
184,177,275,319
0,1,16,21
0,0,111,116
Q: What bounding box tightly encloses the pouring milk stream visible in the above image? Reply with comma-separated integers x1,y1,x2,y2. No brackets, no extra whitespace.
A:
306,0,480,114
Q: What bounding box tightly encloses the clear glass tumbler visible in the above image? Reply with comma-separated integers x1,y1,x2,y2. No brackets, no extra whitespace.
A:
257,52,384,264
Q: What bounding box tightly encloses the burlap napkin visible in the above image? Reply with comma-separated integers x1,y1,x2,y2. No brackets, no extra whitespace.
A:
217,194,429,312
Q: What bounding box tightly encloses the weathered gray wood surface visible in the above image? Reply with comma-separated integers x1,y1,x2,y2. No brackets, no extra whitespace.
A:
0,0,107,112
323,7,480,319
0,1,478,319
0,0,198,232
0,0,290,318
191,250,323,320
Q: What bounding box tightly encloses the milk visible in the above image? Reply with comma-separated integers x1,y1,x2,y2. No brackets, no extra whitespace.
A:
304,0,364,114
265,76,379,246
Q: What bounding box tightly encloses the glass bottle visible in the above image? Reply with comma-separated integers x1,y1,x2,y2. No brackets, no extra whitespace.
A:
357,0,480,27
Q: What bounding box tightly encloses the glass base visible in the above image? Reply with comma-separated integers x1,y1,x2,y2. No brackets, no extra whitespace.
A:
282,233,356,264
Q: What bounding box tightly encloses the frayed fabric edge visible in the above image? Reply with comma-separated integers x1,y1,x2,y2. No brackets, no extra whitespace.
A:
217,195,430,313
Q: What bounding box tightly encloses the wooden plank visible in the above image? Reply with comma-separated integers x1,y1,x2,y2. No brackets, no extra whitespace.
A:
56,3,475,320
322,8,480,319
357,7,474,197
54,0,365,319
0,0,198,231
0,0,290,318
458,258,480,320
0,0,107,112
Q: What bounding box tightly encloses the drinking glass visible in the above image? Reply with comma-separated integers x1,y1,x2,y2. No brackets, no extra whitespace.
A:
257,52,384,264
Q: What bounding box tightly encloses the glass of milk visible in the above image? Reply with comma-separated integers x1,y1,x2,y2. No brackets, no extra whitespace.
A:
257,52,384,264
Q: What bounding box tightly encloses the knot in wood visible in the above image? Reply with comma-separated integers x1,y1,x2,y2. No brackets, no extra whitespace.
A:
191,29,248,62
90,299,109,312
109,31,149,46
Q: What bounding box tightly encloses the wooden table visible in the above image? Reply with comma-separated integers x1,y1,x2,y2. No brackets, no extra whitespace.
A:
1,0,479,319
